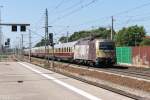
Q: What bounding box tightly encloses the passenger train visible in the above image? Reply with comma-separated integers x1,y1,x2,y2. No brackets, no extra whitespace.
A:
24,38,116,66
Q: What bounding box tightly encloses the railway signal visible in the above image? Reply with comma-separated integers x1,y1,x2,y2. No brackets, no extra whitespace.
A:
0,23,30,32
12,25,27,32
0,23,30,61
49,33,53,46
20,25,26,32
7,38,10,46
5,38,10,47
12,25,17,32
5,41,8,46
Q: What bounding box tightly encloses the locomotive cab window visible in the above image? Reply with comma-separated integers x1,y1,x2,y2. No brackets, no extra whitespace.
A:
99,42,115,50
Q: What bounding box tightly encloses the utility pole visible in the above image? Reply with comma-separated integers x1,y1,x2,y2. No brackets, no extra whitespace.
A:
66,26,69,43
21,34,24,61
111,16,114,40
90,26,95,39
0,6,3,52
67,31,69,43
29,29,31,62
19,37,21,60
45,8,49,64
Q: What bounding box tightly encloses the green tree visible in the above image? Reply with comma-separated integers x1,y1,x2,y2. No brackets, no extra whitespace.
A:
59,27,111,42
35,38,46,47
59,36,67,43
115,25,146,46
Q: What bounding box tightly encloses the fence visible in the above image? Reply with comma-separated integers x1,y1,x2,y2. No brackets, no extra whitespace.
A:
132,46,150,67
116,46,150,68
116,47,132,64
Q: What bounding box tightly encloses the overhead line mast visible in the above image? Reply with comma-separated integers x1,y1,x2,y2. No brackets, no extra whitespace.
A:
111,16,114,40
0,6,3,51
45,8,49,63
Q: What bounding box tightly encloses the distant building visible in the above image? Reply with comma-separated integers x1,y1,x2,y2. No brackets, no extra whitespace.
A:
145,36,150,39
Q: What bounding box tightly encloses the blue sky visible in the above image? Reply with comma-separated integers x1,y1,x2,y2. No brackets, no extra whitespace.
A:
1,0,150,47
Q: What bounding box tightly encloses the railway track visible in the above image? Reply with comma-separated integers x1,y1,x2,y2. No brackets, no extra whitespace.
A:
94,67,150,80
70,64,150,80
22,56,150,81
59,61,150,81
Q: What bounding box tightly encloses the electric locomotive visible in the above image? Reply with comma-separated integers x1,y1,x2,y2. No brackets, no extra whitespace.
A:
24,38,116,66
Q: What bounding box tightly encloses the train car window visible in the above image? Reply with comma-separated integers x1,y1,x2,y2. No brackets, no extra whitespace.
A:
64,48,66,52
54,48,56,53
70,47,72,52
68,47,70,52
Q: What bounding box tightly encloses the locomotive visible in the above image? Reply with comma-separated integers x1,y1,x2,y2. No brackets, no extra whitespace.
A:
24,38,116,66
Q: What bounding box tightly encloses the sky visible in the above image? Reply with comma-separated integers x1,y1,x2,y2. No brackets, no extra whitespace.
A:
1,0,150,47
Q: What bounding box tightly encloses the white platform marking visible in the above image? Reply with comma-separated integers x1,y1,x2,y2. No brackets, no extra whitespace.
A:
18,62,102,100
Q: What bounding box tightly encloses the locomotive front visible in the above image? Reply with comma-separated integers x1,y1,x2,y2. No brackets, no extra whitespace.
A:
95,39,116,65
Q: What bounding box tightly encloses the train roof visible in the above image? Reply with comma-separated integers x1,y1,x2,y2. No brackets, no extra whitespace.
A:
76,38,114,45
32,46,45,49
54,41,77,48
25,38,114,50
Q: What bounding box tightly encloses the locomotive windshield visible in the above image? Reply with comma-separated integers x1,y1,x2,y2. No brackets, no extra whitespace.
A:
99,42,115,50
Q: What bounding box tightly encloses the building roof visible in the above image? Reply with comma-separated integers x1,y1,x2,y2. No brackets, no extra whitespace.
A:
145,36,150,39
